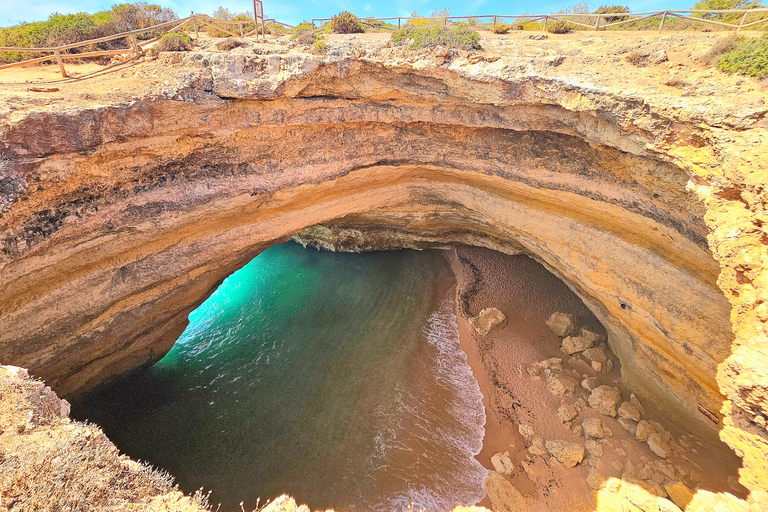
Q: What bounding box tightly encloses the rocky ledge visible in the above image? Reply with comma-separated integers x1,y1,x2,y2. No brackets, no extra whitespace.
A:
0,31,767,510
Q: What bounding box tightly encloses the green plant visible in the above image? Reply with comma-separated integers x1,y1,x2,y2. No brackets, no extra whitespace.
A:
717,32,768,78
593,5,631,23
312,40,329,53
546,20,573,33
391,22,480,50
700,36,741,64
492,22,511,34
152,31,191,53
329,11,364,33
293,30,317,44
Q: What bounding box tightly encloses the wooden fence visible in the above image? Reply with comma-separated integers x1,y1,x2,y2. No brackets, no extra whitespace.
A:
312,8,768,32
0,14,294,77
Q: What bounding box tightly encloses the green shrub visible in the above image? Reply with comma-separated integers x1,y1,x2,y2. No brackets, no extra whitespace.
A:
546,20,573,33
329,11,364,33
153,31,191,53
391,22,480,50
0,2,179,64
491,23,511,34
717,32,768,78
293,30,317,44
699,36,741,65
312,40,329,53
594,5,631,23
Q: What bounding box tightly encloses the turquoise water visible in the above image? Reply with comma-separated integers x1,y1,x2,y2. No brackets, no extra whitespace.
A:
76,243,487,511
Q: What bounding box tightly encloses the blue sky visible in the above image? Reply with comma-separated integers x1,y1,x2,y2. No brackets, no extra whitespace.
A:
0,0,712,28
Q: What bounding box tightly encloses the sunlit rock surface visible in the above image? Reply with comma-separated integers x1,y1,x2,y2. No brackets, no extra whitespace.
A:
1,32,767,510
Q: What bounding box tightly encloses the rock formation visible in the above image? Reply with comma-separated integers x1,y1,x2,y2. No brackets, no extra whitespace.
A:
0,31,766,510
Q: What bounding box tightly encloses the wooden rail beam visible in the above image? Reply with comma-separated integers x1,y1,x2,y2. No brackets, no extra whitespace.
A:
54,49,67,77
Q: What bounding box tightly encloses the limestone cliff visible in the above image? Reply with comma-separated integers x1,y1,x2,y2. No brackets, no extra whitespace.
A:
0,31,767,510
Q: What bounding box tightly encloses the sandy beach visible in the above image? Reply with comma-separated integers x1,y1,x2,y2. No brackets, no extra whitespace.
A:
445,245,744,512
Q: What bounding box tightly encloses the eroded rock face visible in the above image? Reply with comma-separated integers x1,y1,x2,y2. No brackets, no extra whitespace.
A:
0,37,766,507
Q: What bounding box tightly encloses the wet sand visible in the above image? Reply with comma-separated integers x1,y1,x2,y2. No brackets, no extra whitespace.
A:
445,245,745,512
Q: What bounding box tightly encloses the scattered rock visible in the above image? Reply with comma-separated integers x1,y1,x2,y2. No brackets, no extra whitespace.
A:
618,417,638,435
528,437,547,456
636,420,654,442
546,312,578,337
648,50,669,64
572,424,584,436
647,432,672,458
591,361,603,372
523,33,548,40
585,438,604,458
544,55,565,67
618,401,642,422
562,329,602,355
581,377,599,392
557,404,578,423
518,424,534,438
583,346,608,366
588,386,622,416
664,482,693,509
583,418,604,439
545,440,585,468
483,472,528,512
546,373,578,396
587,467,605,489
491,452,515,475
469,308,507,335
630,393,646,415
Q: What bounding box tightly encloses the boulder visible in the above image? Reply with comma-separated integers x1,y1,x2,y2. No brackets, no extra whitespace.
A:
583,417,605,439
562,329,602,355
546,373,579,396
545,312,578,337
618,417,637,435
585,438,604,458
648,432,672,458
664,482,694,510
648,50,669,64
557,403,578,423
528,437,547,456
581,377,599,392
491,452,515,475
469,308,507,336
545,440,586,467
630,393,646,415
618,401,642,422
636,420,654,442
588,386,622,416
582,346,608,365
483,471,528,512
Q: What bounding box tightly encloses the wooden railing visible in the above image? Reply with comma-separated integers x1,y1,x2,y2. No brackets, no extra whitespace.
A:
0,14,294,77
312,8,768,32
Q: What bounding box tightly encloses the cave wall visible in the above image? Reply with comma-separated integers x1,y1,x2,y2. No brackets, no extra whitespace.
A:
1,53,766,503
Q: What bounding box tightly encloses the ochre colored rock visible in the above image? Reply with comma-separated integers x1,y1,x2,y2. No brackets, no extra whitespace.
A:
589,386,623,417
469,307,507,336
483,471,528,512
545,439,586,467
546,312,578,337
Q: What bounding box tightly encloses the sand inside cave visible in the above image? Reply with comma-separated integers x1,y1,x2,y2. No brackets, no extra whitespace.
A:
446,245,745,511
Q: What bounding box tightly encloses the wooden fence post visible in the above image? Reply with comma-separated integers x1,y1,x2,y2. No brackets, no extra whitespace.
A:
194,16,199,38
659,11,667,31
493,16,497,28
542,16,548,31
130,34,140,58
737,11,748,32
398,18,401,30
54,49,67,77
594,15,600,30
239,22,244,37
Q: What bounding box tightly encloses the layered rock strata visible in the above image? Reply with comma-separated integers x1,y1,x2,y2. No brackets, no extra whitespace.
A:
0,34,766,507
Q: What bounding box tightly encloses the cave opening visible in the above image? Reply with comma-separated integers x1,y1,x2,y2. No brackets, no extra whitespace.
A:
70,239,745,512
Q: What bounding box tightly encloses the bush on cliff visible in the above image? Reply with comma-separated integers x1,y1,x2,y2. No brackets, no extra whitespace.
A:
717,32,768,78
330,11,364,33
392,22,480,50
0,3,177,64
153,31,191,53
546,20,573,33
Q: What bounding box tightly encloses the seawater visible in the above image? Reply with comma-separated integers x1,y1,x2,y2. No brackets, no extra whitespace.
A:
75,243,487,511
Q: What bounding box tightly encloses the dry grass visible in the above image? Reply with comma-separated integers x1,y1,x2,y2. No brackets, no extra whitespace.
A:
699,37,740,66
